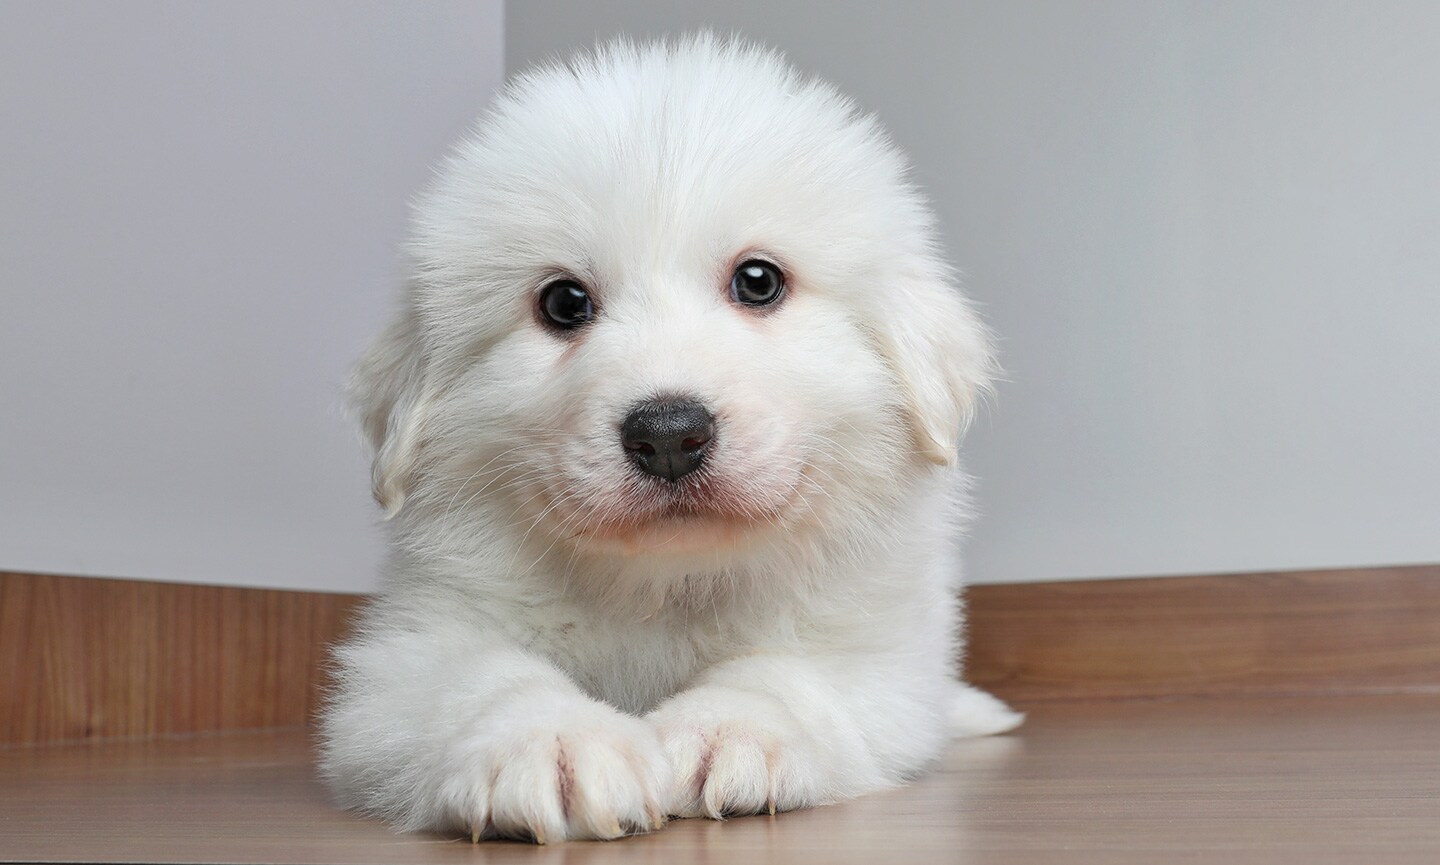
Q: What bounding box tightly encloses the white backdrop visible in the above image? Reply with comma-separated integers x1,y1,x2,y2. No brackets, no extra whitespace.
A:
0,2,504,591
4,2,1437,592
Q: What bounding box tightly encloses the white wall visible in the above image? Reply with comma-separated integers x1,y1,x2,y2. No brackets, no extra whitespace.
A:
508,1,1440,583
0,2,504,591
5,2,1435,593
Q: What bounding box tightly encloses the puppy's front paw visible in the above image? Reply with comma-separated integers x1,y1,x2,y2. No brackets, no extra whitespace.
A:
436,697,669,843
647,686,826,819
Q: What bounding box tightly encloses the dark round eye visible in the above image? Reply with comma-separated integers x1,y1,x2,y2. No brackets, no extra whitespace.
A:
538,279,594,331
730,259,785,307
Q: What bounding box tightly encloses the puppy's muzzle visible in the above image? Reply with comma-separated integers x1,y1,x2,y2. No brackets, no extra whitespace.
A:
620,398,715,482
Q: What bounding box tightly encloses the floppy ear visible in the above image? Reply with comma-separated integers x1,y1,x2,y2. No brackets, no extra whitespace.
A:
872,269,995,466
351,306,433,517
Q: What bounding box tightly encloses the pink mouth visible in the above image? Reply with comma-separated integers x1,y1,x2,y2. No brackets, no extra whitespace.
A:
543,471,800,554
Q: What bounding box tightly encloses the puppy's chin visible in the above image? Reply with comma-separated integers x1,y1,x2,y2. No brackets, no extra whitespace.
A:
572,514,765,556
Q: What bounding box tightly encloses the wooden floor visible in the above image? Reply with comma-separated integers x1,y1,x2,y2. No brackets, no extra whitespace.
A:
4,695,1438,865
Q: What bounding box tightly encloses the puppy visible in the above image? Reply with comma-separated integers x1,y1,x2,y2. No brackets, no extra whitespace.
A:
320,35,1021,843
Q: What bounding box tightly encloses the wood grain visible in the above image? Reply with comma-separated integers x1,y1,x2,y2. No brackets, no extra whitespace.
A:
3,695,1438,864
0,571,361,745
5,564,1438,745
965,564,1440,702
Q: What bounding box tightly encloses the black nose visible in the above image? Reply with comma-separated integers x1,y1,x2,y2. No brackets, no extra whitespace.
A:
620,399,715,482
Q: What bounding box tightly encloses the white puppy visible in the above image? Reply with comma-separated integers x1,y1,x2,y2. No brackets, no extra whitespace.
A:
320,36,1021,843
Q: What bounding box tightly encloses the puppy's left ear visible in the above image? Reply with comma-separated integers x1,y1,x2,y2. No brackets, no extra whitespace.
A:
351,304,436,517
871,267,995,466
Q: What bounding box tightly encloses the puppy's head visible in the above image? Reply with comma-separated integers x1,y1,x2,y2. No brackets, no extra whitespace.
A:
356,37,993,560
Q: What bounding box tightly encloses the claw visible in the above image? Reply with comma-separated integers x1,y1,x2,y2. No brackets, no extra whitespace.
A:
470,827,480,845
645,801,666,832
533,828,549,845
767,797,776,817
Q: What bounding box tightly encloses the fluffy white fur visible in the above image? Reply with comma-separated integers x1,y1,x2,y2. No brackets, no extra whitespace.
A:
320,36,1021,844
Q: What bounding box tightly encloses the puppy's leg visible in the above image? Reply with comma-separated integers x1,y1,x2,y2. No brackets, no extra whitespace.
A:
647,652,970,818
320,620,668,843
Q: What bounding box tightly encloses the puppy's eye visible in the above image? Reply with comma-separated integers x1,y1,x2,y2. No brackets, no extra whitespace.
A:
538,279,594,331
730,259,785,307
